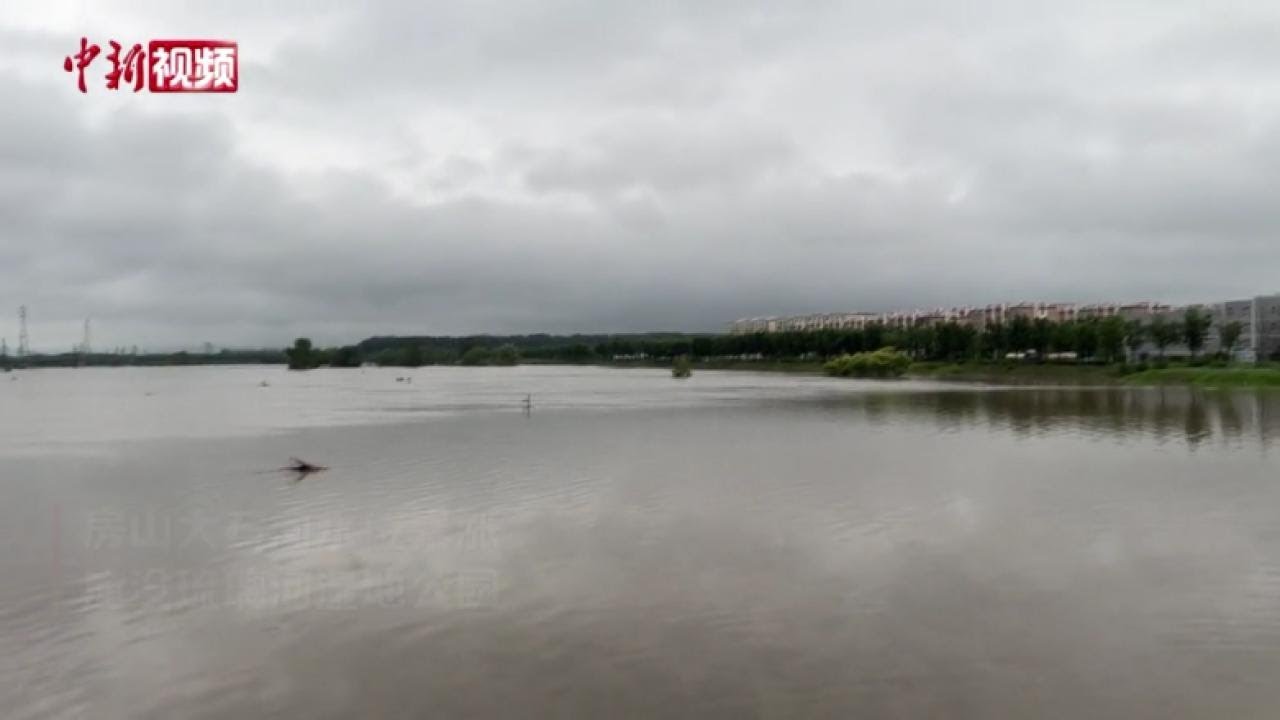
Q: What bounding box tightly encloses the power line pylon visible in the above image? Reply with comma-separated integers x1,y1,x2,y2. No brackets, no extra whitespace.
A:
17,306,29,359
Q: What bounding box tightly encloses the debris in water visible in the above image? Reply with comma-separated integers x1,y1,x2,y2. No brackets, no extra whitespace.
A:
282,457,328,475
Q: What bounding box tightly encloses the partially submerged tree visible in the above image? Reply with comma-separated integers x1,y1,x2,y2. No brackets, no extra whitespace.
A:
823,347,911,378
672,355,693,378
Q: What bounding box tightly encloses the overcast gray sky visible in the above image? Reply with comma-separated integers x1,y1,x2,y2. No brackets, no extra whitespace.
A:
2,0,1279,350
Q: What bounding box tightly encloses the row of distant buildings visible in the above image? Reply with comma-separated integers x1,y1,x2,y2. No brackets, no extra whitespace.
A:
729,294,1280,361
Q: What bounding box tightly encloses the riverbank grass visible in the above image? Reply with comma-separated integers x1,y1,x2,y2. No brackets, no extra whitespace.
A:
1122,366,1280,388
907,361,1121,385
907,360,1280,388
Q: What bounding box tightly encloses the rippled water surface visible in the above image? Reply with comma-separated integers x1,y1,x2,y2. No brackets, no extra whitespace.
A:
2,365,1280,718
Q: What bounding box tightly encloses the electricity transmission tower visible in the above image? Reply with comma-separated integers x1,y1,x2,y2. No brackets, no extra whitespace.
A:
17,306,29,359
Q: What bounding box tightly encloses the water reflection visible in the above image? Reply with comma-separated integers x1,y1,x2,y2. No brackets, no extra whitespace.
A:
808,387,1280,448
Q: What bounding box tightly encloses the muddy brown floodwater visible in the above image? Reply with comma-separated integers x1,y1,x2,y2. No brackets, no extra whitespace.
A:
1,366,1278,718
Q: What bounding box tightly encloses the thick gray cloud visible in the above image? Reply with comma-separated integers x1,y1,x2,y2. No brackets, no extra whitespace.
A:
2,0,1280,350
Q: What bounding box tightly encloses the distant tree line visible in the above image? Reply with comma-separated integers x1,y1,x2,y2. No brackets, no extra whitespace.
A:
275,308,1241,372
717,308,1231,364
3,347,286,369
339,333,707,368
276,309,1246,371
280,333,713,369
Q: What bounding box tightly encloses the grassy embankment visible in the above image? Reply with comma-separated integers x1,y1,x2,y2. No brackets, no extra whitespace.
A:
1121,366,1280,388
908,361,1280,388
906,361,1122,385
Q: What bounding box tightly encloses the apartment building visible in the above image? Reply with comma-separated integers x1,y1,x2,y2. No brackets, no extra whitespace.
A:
1204,295,1280,361
729,295,1280,361
730,300,1167,335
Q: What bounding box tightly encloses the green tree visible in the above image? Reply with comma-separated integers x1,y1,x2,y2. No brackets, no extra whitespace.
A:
561,343,595,363
863,324,884,351
1219,320,1244,358
980,322,1007,360
1007,316,1033,353
330,345,362,367
1149,317,1178,358
934,322,975,361
902,325,932,359
459,346,490,366
400,344,425,367
1050,321,1077,354
1182,307,1212,357
492,344,520,366
372,348,400,366
285,338,320,370
1030,318,1053,356
1123,319,1146,360
1097,316,1126,363
1074,320,1099,359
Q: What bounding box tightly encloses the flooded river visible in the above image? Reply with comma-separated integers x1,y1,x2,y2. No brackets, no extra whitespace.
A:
1,366,1278,718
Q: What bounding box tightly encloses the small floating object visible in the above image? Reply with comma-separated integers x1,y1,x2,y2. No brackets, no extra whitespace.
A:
259,380,270,387
282,457,328,475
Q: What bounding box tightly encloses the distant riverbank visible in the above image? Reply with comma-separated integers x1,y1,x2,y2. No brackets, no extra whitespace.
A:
1122,366,1280,388
633,358,1280,389
906,361,1122,385
13,355,1280,389
906,361,1280,388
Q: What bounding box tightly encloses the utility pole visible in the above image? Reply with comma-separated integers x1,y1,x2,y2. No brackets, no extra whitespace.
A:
17,306,29,361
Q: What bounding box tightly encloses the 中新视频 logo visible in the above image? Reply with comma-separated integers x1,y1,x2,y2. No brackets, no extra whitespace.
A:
63,37,238,94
